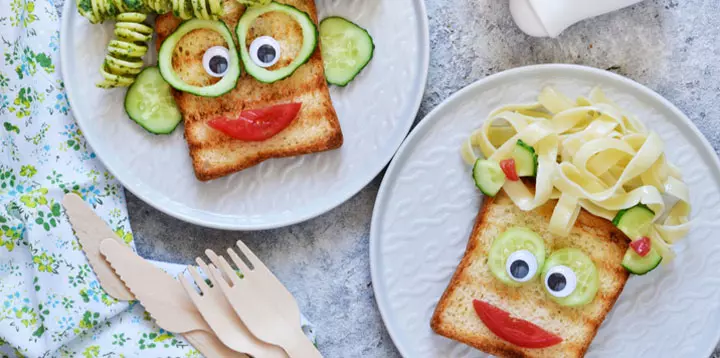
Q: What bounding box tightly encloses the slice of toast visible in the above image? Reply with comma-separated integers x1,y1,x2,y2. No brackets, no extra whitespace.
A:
430,191,630,358
156,0,342,181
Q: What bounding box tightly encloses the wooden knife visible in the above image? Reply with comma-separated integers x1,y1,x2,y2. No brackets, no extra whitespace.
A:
62,194,134,300
62,194,245,357
100,239,248,358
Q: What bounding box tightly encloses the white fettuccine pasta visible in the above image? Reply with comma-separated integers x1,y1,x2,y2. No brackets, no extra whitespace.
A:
461,87,691,262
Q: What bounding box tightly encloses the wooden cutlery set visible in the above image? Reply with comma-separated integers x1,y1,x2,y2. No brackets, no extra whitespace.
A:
62,194,321,358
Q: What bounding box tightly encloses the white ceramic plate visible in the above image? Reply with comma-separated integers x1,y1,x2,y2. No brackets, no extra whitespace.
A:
370,64,720,357
60,0,428,230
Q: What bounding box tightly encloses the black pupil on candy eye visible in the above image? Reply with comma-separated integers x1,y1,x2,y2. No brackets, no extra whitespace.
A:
209,56,228,75
509,260,529,279
548,273,567,292
258,44,277,64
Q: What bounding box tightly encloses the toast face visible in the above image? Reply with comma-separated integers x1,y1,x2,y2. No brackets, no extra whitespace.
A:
430,192,630,358
156,0,342,181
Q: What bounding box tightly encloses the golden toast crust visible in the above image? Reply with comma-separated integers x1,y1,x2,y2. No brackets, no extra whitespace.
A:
156,0,342,181
430,191,630,358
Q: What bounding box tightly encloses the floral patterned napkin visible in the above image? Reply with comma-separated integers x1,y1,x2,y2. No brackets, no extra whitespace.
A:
0,1,313,357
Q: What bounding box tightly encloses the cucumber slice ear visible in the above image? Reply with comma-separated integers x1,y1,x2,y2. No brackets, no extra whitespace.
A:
622,247,662,275
472,159,506,196
124,67,183,134
319,17,375,86
612,204,655,240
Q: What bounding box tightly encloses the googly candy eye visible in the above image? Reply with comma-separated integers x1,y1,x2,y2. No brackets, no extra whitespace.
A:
488,227,546,287
158,19,241,97
543,265,577,298
249,36,281,68
505,250,539,283
541,248,599,306
203,46,231,78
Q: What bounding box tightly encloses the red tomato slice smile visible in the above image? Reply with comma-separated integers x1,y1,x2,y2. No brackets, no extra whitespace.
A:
208,102,302,141
473,299,563,348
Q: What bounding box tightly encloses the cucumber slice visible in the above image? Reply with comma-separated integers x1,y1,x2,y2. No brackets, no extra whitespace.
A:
236,2,317,83
319,17,374,86
512,140,538,177
612,204,655,240
472,159,506,197
622,247,662,275
124,67,183,134
541,248,598,307
488,227,546,287
158,19,241,97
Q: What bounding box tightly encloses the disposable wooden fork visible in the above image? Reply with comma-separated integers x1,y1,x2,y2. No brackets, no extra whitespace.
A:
206,240,323,358
180,257,288,358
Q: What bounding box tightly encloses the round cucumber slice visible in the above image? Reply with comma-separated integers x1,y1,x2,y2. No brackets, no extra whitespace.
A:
541,248,599,307
236,1,318,84
158,19,241,97
488,227,546,287
124,67,182,134
319,16,374,86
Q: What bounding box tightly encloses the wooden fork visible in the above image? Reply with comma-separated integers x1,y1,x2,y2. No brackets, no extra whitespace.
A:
179,257,288,358
206,241,322,358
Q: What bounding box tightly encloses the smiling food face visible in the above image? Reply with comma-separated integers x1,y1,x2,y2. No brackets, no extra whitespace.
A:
155,0,342,181
431,191,630,358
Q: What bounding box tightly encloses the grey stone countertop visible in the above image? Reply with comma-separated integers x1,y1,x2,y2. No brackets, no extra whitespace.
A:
106,0,720,357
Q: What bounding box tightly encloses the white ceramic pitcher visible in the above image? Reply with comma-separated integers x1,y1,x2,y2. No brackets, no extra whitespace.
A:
510,0,645,37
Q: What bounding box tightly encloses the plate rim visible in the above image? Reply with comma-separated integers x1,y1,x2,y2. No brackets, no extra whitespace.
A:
369,63,720,357
60,0,431,231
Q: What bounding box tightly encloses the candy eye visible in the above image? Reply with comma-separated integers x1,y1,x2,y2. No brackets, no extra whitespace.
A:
505,250,538,283
488,227,545,287
543,265,577,298
203,46,231,78
540,248,599,306
249,36,281,68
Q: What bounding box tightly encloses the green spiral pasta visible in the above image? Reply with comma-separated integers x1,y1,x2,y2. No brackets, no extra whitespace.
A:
96,13,153,88
77,0,223,23
77,0,149,23
171,0,224,20
236,0,270,6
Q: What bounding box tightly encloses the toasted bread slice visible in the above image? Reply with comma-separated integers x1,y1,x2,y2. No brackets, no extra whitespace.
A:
430,191,630,358
156,0,342,181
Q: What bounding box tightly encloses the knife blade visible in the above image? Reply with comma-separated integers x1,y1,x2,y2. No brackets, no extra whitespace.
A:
62,194,134,301
99,238,211,334
100,239,250,357
99,240,250,357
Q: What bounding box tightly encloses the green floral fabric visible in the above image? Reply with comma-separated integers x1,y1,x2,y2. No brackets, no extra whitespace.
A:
1,1,317,356
0,0,200,356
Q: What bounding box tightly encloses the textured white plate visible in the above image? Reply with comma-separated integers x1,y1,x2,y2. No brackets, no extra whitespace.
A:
370,64,720,357
60,0,428,230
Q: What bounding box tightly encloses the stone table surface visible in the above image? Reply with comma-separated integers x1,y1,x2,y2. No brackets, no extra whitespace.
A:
68,0,720,356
